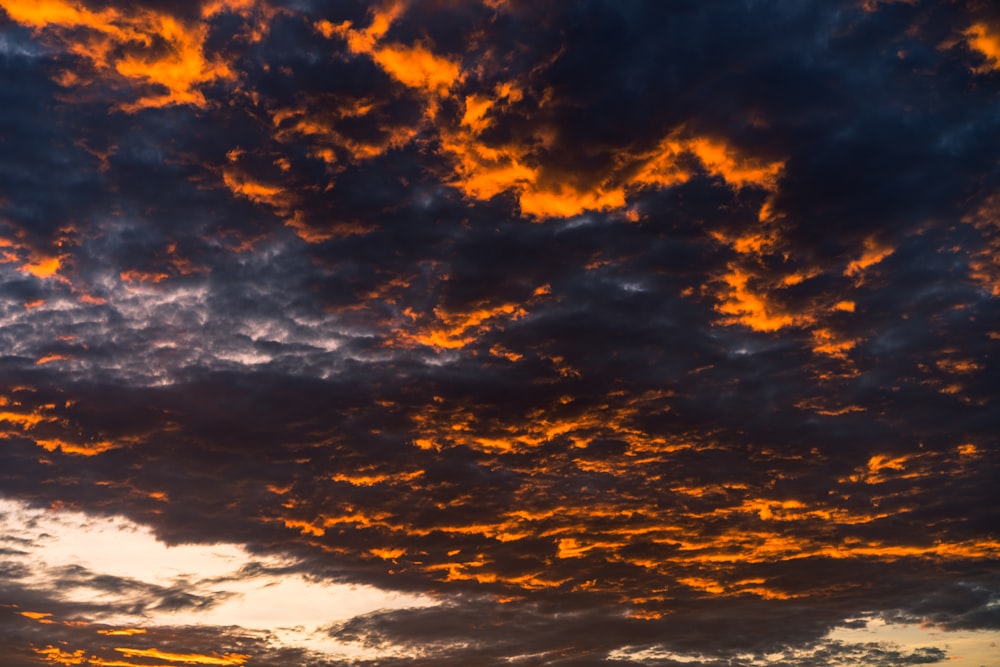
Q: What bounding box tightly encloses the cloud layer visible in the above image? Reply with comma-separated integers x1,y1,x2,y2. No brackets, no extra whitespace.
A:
1,1,999,665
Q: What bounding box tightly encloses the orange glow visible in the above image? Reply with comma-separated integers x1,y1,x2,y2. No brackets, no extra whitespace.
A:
97,628,147,636
78,293,108,305
794,398,866,416
332,470,423,486
409,390,674,459
21,254,61,278
200,0,265,20
868,454,910,474
842,452,930,484
965,23,1000,73
320,6,631,219
0,0,115,34
20,611,55,622
114,14,231,111
397,301,529,350
35,438,118,456
370,43,461,96
631,135,694,190
35,354,69,365
87,660,177,667
113,648,249,666
489,344,523,362
518,184,626,219
329,4,461,99
370,547,406,560
314,6,786,220
715,266,810,332
34,646,87,666
283,518,325,537
0,0,238,110
811,328,857,358
845,236,894,278
441,135,537,204
555,537,624,559
678,577,726,595
964,193,1000,295
936,358,981,374
447,126,783,220
120,269,170,284
283,211,342,244
0,406,51,429
222,170,290,209
958,443,979,457
686,136,783,189
462,94,494,132
734,230,780,256
632,130,783,192
272,106,418,163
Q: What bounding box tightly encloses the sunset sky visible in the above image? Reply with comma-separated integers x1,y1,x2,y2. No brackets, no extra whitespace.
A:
1,1,999,665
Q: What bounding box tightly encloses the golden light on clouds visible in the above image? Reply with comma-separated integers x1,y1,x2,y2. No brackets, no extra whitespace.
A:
0,0,239,110
2,499,437,662
1,1,999,665
965,22,1000,73
112,648,249,666
845,236,895,279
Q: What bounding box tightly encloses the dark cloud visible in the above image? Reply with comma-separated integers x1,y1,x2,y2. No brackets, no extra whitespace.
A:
0,0,998,665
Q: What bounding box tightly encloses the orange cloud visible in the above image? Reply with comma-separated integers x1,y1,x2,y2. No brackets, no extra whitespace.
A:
409,389,674,458
114,648,249,666
844,235,894,279
34,645,87,666
20,611,55,623
119,269,171,285
35,437,119,456
441,110,782,219
811,327,858,359
0,405,53,429
20,254,62,278
370,547,407,560
219,153,330,242
35,353,70,365
318,6,625,221
396,301,528,350
0,0,239,110
794,397,866,416
632,130,783,191
97,628,147,636
965,23,1000,73
283,518,325,537
936,357,981,374
272,105,418,163
332,470,423,487
315,5,785,220
714,265,811,332
964,193,1000,296
371,42,461,97
221,170,290,209
323,3,462,103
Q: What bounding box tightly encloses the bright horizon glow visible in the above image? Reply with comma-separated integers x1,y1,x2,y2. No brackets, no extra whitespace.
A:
0,497,438,660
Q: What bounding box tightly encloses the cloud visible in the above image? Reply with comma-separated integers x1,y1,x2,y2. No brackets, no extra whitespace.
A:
0,0,999,665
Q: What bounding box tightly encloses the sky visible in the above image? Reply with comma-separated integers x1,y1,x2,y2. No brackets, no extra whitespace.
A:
0,0,998,665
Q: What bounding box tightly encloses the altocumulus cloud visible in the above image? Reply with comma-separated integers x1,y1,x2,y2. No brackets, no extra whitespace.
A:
0,1,999,666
